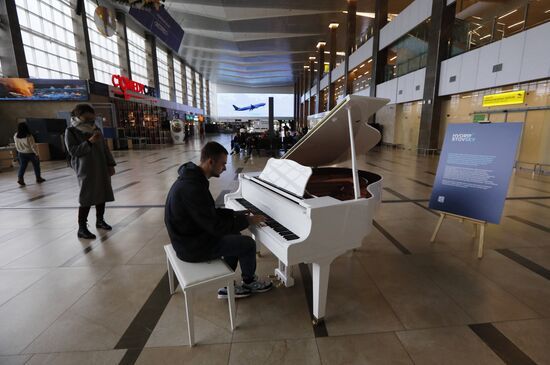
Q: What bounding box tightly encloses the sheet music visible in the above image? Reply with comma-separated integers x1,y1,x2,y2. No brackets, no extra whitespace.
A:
259,158,312,197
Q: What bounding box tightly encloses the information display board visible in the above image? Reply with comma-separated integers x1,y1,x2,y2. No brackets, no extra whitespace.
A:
429,122,523,224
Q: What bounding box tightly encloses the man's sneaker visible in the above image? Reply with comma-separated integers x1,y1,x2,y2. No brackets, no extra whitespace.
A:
217,284,251,299
242,276,273,293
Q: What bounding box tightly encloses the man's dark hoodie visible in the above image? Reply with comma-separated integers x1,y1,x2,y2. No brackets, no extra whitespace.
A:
165,162,249,262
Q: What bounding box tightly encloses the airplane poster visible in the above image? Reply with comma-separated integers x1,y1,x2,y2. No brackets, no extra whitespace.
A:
217,93,293,118
232,103,266,111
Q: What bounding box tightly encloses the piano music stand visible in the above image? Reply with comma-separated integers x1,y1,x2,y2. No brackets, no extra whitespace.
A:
430,211,487,258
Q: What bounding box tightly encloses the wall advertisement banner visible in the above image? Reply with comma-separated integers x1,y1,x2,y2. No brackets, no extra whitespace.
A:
429,122,523,224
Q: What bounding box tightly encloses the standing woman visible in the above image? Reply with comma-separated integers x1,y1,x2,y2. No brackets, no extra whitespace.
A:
65,104,116,239
14,122,46,186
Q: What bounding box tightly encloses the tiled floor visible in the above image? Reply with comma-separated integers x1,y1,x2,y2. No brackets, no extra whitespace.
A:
0,134,549,364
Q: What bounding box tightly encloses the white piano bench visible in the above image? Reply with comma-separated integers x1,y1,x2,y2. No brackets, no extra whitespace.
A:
164,244,238,346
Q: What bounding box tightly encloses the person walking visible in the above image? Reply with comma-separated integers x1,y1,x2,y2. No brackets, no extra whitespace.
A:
13,122,45,186
65,104,116,239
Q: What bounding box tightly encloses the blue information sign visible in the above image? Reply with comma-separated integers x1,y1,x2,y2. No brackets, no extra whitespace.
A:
429,122,523,224
129,7,184,53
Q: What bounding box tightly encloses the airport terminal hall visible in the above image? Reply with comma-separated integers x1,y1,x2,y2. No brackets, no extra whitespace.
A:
2,0,550,364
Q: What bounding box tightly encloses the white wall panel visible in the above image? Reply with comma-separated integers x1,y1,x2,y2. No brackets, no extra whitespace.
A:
320,74,329,90
349,39,373,70
331,63,345,82
496,32,525,86
353,87,371,97
412,68,426,100
439,56,461,96
380,0,432,49
457,49,479,93
396,71,414,103
475,41,500,90
376,78,398,104
520,22,550,82
394,68,426,103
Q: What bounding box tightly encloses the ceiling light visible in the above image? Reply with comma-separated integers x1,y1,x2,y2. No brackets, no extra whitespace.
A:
316,42,326,48
546,9,550,13
309,56,316,60
329,23,339,29
498,9,517,20
472,16,483,20
342,10,375,18
508,20,524,28
368,59,372,63
336,52,346,56
390,56,397,61
479,34,491,40
359,63,365,68
304,66,309,69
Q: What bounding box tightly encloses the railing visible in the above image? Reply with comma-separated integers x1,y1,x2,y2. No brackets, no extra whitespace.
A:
450,0,550,58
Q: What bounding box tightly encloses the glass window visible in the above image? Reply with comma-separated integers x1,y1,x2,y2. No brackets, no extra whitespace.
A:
350,59,373,93
127,27,149,86
384,19,429,81
173,58,184,104
85,0,120,84
16,0,79,79
186,65,194,106
156,47,170,100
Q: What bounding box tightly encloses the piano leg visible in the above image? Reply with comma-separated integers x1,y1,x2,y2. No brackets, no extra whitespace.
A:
312,257,334,322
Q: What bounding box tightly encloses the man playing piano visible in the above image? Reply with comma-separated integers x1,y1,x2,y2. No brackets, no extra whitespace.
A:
165,141,273,299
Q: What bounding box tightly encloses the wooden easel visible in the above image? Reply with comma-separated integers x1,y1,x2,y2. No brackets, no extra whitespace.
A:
430,211,487,258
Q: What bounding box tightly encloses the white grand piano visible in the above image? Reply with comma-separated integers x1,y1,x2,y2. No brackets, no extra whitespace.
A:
225,95,389,322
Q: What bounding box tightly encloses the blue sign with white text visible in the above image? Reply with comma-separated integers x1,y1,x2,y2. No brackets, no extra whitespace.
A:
429,122,523,224
129,7,184,53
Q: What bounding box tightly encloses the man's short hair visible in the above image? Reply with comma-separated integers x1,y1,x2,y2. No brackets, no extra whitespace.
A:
200,142,228,162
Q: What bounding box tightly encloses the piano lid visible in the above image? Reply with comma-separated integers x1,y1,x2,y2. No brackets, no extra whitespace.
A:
283,95,389,167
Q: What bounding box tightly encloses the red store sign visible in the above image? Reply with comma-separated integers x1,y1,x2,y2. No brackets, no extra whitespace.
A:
111,74,157,100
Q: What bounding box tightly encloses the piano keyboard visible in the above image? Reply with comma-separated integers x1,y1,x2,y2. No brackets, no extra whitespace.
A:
236,198,300,241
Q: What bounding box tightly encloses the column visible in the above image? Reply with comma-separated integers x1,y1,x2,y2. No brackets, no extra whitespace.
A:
182,61,189,104
167,51,176,102
199,74,205,111
344,0,357,96
206,80,211,116
315,42,326,114
74,0,94,80
370,0,388,98
327,23,339,111
147,33,160,97
116,11,131,78
418,1,456,149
